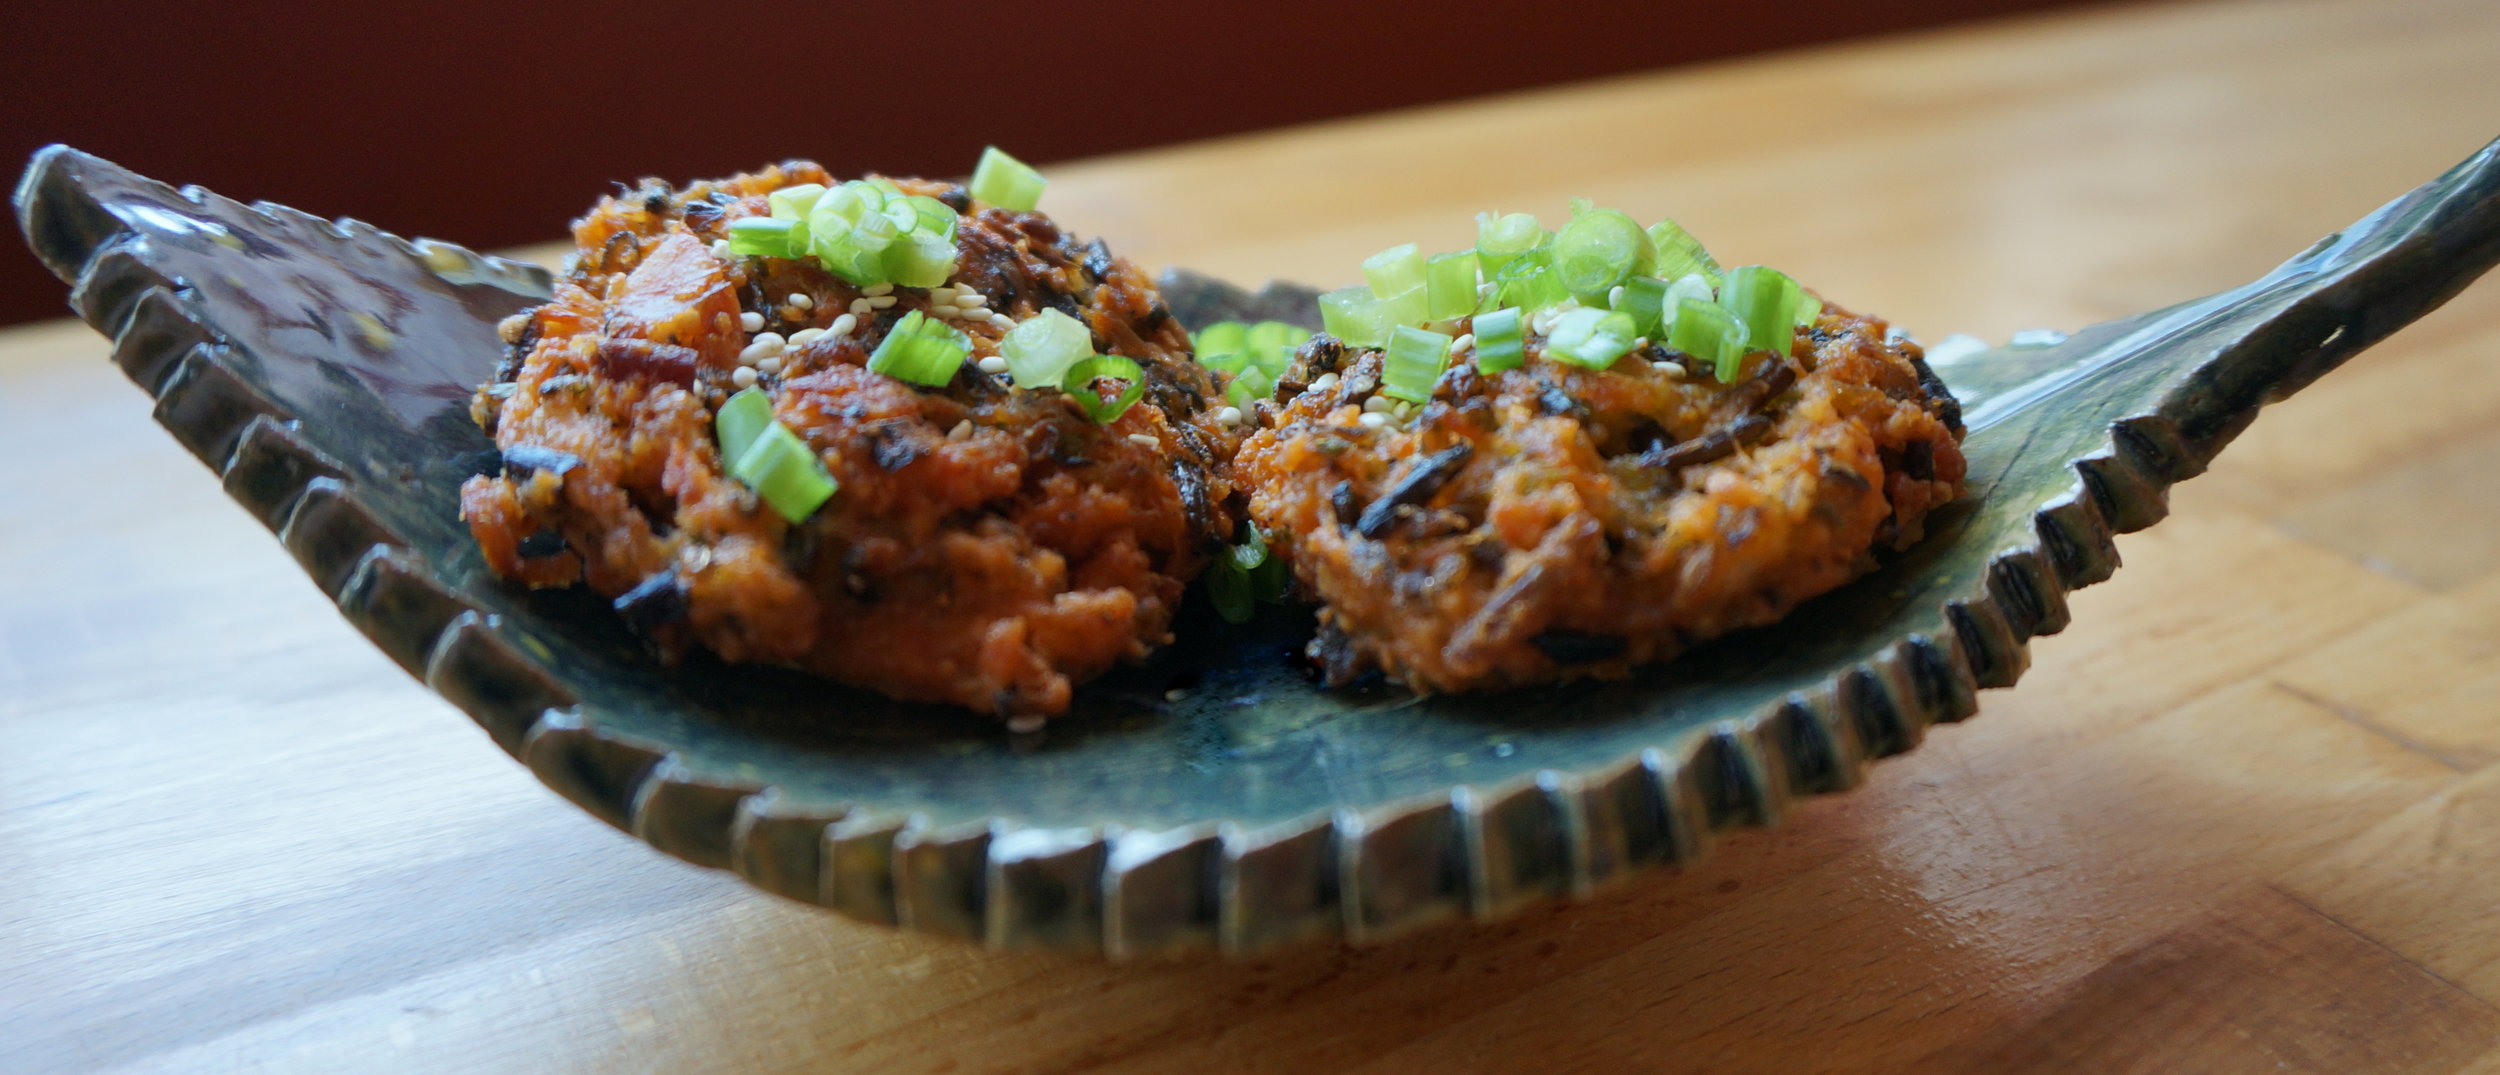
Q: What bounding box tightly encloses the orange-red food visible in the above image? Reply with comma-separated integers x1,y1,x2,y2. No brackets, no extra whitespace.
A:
461,164,1242,720
1229,304,1967,692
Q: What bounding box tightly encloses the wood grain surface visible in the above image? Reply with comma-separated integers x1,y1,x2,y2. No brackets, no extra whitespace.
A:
5,0,2498,1070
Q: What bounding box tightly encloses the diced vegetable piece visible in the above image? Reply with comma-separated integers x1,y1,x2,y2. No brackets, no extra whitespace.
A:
1553,206,1654,299
867,311,969,387
730,422,838,523
999,308,1095,389
1361,243,1428,301
1425,251,1480,321
726,217,797,257
766,184,826,220
1612,276,1671,338
1192,321,1247,364
1244,321,1307,376
1381,325,1454,403
1471,307,1526,373
1320,287,1393,348
1064,354,1145,423
714,387,774,463
1544,308,1640,369
1718,265,1807,361
881,230,957,288
1475,211,1544,275
1647,217,1724,287
969,145,1047,211
1226,364,1275,412
1670,297,1747,382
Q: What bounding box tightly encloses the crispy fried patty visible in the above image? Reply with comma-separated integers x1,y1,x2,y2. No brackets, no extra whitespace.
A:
1230,304,1967,692
461,164,1242,720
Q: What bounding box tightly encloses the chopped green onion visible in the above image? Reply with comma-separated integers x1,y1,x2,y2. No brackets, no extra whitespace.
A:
725,217,797,257
1789,287,1822,330
1381,325,1453,403
999,308,1095,389
1063,354,1145,423
1244,321,1306,376
767,184,826,221
1670,297,1746,382
1471,307,1525,373
1228,521,1270,572
715,387,774,463
1613,276,1671,338
969,146,1046,211
1377,284,1430,330
1249,547,1288,602
1207,556,1254,623
731,422,838,524
1475,211,1544,275
901,195,959,239
1718,265,1807,361
867,310,970,387
1425,251,1480,321
1225,364,1274,412
1207,523,1286,624
1361,243,1428,301
1647,218,1723,287
1192,321,1247,364
1319,287,1393,348
1554,206,1654,300
882,230,958,289
1544,308,1640,369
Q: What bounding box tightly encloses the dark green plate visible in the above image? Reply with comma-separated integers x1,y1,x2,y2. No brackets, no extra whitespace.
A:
16,141,2498,956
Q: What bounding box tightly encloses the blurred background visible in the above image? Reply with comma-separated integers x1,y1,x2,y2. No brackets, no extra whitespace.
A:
1,0,2096,327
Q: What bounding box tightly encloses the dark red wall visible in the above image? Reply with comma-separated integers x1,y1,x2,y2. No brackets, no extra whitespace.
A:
3,0,2092,326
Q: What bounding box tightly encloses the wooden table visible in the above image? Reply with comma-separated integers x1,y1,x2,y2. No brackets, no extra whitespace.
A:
6,0,2498,1069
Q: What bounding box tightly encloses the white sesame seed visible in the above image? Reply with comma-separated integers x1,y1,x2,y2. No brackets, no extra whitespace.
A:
955,292,986,308
1309,372,1341,393
850,298,875,316
1608,285,1626,308
788,328,826,346
751,332,786,351
710,239,733,258
948,419,973,441
1362,394,1396,414
867,295,897,309
977,355,1009,374
1164,688,1189,702
829,314,859,336
928,303,958,318
863,282,895,297
1654,361,1687,378
787,293,814,310
739,311,765,333
731,366,758,388
988,313,1014,331
736,341,773,366
1006,715,1045,734
1215,406,1243,427
928,285,957,304
1451,333,1475,353
1393,401,1416,420
1127,433,1159,447
1357,412,1389,428
758,356,785,375
1632,337,1650,350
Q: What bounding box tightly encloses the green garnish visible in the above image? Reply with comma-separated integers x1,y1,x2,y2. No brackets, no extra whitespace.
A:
1063,354,1146,424
867,310,970,387
1381,325,1453,403
1544,308,1640,369
1474,211,1544,276
1670,297,1747,382
1000,308,1096,389
1471,307,1526,373
969,145,1046,211
1320,287,1392,348
714,388,838,523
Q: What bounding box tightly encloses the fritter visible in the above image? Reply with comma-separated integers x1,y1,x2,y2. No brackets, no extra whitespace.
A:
460,162,1243,722
1230,302,1966,692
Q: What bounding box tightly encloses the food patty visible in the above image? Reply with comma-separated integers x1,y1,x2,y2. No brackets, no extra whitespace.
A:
1230,302,1966,692
461,162,1242,721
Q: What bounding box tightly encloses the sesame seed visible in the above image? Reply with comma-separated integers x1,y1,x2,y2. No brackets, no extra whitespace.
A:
928,286,957,304
1632,337,1650,350
751,332,786,351
1127,433,1159,447
1451,333,1475,353
758,356,785,375
1705,470,1740,494
731,366,758,388
710,239,733,258
1006,715,1045,734
955,292,986,308
736,342,773,366
928,303,958,318
1357,412,1389,428
829,314,859,336
988,313,1014,331
739,311,765,333
863,282,895,297
1215,406,1243,427
1608,285,1626,308
948,420,973,441
1309,372,1341,393
1654,361,1687,378
977,355,1009,374
1362,394,1396,414
1393,401,1416,420
867,295,897,309
787,293,814,310
849,298,874,316
788,328,826,346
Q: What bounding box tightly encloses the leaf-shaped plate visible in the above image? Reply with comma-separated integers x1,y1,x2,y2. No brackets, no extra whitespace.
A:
15,140,2499,957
